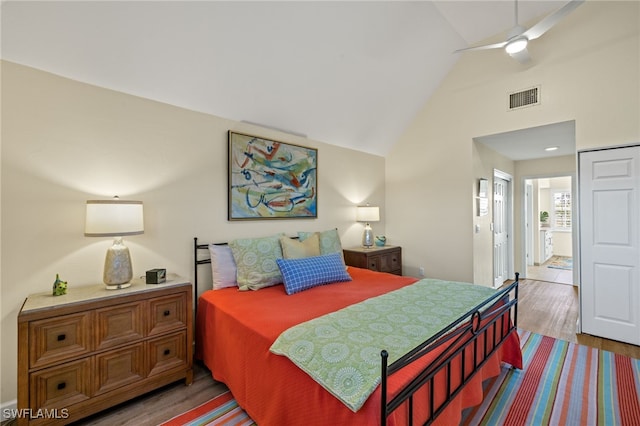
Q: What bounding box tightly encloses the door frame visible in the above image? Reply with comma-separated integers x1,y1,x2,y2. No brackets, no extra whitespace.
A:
518,172,579,287
493,169,514,287
525,181,534,266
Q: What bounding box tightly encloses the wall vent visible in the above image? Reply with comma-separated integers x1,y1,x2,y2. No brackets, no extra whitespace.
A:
508,86,540,110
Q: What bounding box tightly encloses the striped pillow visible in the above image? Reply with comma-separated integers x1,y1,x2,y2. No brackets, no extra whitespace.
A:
276,252,352,295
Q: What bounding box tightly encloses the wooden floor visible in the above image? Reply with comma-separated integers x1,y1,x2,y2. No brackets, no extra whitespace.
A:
514,279,640,359
8,278,637,426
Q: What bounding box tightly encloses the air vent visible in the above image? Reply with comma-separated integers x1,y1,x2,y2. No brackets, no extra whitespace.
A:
508,86,540,110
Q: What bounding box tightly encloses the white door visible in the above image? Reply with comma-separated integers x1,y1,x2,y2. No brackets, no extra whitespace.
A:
493,176,509,287
579,145,640,345
525,182,534,266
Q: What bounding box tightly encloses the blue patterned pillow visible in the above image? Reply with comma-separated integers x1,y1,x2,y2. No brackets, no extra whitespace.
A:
276,252,352,295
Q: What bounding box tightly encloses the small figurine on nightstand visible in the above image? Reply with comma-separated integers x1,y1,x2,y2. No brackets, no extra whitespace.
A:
375,235,387,247
52,274,67,296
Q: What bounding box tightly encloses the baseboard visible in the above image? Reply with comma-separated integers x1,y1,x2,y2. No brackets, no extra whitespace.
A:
1,399,17,421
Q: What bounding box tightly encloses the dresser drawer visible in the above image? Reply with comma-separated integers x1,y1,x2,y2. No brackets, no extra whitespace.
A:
147,332,187,377
148,293,187,335
30,312,92,369
95,302,144,350
94,343,145,396
29,358,91,410
18,279,193,425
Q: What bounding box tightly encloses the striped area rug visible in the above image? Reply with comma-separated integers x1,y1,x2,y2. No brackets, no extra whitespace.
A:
162,330,640,425
161,391,255,426
461,330,640,425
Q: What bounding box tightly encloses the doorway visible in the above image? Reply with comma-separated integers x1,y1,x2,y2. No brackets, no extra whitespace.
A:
493,170,513,288
524,176,573,285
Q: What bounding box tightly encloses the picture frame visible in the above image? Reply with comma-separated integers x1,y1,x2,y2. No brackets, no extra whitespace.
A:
478,178,488,198
228,131,318,220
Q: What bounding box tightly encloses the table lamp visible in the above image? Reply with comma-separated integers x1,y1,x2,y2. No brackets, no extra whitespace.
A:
356,205,380,248
85,197,144,289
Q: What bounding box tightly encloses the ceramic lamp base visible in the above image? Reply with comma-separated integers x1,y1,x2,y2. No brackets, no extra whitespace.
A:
103,237,133,289
362,223,374,248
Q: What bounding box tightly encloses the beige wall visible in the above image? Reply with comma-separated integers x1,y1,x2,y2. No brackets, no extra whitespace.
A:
387,1,638,285
472,142,515,287
0,61,385,405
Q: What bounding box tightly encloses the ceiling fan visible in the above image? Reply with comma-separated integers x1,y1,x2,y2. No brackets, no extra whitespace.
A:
455,0,584,64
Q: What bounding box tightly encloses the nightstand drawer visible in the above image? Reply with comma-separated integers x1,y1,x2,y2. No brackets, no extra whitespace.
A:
95,343,145,396
366,255,381,271
147,332,187,377
148,293,187,335
29,358,91,410
343,246,402,276
95,302,144,350
379,251,401,273
30,313,92,369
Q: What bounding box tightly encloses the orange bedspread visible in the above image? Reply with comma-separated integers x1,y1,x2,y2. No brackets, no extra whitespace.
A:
195,267,522,426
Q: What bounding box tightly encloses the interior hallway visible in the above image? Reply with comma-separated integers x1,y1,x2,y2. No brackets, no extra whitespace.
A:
526,256,573,285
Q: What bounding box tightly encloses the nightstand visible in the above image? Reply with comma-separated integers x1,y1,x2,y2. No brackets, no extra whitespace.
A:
17,275,193,425
343,245,402,275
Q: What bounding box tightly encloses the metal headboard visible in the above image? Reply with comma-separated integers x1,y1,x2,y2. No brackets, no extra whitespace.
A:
193,235,301,312
193,237,219,313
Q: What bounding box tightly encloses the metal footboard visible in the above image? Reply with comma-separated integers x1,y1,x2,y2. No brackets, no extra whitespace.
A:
380,274,519,425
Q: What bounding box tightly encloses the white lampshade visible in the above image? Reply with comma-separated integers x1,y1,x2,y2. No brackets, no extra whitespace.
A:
356,206,380,223
85,198,144,289
85,199,144,236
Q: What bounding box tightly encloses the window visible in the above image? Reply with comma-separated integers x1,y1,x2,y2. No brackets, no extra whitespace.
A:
552,190,571,229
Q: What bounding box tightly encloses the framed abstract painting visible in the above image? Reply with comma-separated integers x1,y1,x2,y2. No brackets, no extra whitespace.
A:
228,131,318,220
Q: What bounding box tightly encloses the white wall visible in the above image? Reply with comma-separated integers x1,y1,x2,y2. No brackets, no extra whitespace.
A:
0,61,385,405
387,1,638,286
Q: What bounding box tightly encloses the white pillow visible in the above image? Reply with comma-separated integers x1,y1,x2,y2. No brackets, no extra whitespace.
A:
209,244,237,290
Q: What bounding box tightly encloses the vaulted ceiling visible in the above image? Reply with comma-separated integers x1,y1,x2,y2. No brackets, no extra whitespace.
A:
1,1,577,156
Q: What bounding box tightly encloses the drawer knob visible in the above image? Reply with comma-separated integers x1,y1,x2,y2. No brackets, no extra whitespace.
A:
57,334,66,341
57,382,66,390
163,349,170,356
163,310,171,317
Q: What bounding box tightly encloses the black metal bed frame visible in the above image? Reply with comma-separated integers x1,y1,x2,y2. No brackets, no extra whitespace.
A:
193,237,519,426
380,276,518,425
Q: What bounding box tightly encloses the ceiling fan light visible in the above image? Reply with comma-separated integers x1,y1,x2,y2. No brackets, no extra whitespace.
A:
505,37,528,54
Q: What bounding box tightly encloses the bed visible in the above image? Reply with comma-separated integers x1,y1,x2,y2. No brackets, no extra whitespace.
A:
193,237,522,425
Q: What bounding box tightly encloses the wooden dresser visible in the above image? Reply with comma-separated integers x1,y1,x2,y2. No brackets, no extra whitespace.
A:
17,276,193,425
343,245,402,275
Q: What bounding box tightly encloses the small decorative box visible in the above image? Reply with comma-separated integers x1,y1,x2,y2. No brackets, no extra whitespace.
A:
146,268,167,284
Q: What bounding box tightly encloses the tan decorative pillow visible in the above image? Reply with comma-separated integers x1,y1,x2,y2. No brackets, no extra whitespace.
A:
298,228,346,268
280,233,321,259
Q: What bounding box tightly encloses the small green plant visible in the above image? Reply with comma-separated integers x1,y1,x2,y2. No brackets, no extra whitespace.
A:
540,211,549,223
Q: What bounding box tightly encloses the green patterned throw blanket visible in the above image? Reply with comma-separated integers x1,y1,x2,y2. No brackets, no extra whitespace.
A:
269,279,499,412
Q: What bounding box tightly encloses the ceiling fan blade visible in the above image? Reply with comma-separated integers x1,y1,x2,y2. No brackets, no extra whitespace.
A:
455,41,507,53
523,0,584,41
509,47,531,64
